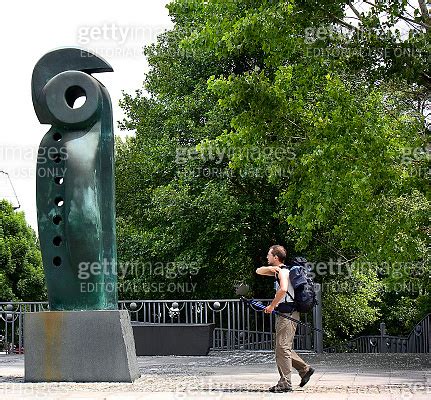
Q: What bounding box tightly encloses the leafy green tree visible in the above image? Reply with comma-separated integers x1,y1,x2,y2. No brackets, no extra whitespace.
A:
116,0,430,342
0,200,46,302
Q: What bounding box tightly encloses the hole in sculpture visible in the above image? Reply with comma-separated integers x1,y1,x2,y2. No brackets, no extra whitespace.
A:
53,256,62,267
53,132,62,142
53,215,62,225
53,236,62,246
53,153,62,164
65,85,87,109
55,197,64,207
54,176,64,185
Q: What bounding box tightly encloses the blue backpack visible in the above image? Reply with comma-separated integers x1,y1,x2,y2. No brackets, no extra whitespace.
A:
286,257,317,313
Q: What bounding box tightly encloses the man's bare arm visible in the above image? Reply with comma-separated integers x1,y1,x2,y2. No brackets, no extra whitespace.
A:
256,266,281,276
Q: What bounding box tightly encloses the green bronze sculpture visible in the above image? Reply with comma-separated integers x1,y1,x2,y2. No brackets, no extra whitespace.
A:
32,48,118,311
26,48,139,383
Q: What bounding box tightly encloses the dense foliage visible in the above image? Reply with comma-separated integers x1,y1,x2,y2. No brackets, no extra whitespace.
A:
116,0,430,343
0,200,46,302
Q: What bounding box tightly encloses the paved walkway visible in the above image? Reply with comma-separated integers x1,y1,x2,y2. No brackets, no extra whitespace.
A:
0,351,430,399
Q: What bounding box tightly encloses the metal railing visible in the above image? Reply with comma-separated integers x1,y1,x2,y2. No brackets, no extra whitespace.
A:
119,299,314,351
0,299,318,354
407,313,431,353
0,302,48,354
324,314,431,353
325,335,409,353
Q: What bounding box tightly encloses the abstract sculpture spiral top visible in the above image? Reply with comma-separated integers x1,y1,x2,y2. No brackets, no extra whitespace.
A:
32,48,118,311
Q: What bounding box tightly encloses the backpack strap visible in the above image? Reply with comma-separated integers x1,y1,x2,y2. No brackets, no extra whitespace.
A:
286,290,294,301
286,266,294,301
274,263,287,278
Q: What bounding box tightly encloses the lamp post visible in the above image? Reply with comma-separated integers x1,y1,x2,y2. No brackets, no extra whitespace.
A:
0,170,20,210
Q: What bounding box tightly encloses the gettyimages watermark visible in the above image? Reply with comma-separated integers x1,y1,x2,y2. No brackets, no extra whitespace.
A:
174,377,238,399
304,24,430,45
0,383,52,398
0,144,68,164
78,259,200,294
176,144,296,178
79,281,198,294
303,25,429,61
305,258,428,295
0,144,68,179
175,145,296,165
305,46,425,59
77,22,167,59
322,279,426,295
301,258,428,280
1,167,67,180
120,281,197,294
182,166,293,179
77,259,199,279
401,146,430,179
304,25,395,45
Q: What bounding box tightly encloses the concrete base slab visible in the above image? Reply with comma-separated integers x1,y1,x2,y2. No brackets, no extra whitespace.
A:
24,310,140,382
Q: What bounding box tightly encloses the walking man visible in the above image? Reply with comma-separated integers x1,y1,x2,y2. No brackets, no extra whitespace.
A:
256,245,315,392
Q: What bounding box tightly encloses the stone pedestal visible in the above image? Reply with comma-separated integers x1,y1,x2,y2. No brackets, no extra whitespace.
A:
24,310,140,382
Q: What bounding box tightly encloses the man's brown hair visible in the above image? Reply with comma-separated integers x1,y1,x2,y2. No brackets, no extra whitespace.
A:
269,245,287,262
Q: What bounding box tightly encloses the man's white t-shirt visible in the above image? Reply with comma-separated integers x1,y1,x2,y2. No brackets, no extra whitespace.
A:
274,266,294,304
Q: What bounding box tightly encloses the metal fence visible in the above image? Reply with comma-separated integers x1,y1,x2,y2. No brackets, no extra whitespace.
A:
0,302,48,354
406,313,431,353
119,299,315,351
0,299,319,354
324,314,431,353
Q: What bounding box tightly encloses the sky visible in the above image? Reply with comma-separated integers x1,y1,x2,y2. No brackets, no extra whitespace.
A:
0,0,173,231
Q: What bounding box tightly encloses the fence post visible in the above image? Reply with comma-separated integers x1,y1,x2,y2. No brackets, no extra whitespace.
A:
313,283,323,353
380,322,386,353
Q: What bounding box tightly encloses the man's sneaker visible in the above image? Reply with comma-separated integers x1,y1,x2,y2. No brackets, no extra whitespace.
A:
269,384,293,393
299,367,315,387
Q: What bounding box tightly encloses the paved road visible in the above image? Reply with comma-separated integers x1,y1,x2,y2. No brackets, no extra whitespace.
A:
0,351,430,399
